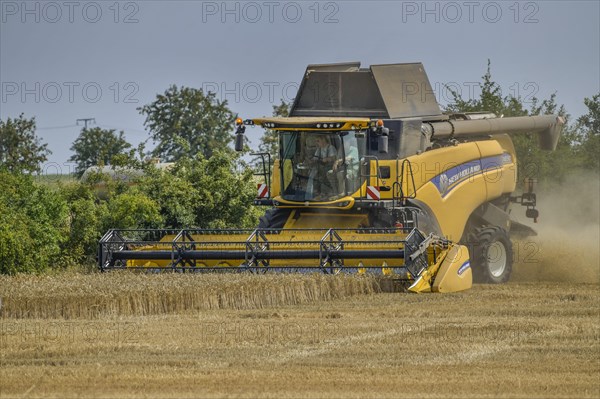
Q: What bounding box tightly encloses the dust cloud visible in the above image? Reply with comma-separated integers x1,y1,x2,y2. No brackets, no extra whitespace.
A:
512,172,600,284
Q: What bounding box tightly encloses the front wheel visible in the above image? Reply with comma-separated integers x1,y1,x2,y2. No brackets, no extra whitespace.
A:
470,226,513,284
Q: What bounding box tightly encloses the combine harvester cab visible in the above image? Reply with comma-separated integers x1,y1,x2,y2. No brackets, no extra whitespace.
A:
99,62,564,293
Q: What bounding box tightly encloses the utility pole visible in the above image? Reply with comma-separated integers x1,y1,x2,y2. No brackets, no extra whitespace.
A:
76,118,96,129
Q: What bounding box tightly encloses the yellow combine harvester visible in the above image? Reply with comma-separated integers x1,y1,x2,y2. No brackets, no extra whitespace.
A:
99,62,564,293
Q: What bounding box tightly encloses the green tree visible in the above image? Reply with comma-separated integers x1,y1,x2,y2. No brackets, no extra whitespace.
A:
0,171,68,274
515,94,576,184
59,173,164,266
139,85,235,161
69,127,132,177
56,150,261,266
0,114,50,173
445,60,528,117
139,151,261,229
574,93,600,171
258,99,290,159
59,181,109,265
104,191,163,230
445,60,577,186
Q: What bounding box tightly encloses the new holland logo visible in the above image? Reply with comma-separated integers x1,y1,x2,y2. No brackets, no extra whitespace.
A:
448,164,481,186
439,173,449,194
457,261,470,276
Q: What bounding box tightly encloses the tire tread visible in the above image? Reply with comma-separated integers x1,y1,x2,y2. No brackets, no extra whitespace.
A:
469,225,513,284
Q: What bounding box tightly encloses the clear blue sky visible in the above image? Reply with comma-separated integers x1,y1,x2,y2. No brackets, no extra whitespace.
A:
1,0,599,170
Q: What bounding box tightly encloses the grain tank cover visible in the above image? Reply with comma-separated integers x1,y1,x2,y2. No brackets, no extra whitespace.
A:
305,62,361,72
290,62,443,119
370,63,442,118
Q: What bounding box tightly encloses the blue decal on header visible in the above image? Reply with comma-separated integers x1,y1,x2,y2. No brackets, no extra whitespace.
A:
457,261,471,276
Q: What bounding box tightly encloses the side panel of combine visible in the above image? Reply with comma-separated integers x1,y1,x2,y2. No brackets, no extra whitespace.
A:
489,134,519,195
403,143,488,241
393,141,518,241
476,140,517,200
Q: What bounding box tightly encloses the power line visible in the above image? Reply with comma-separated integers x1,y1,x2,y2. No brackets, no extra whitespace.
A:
76,118,96,129
96,123,148,136
35,121,147,136
36,124,78,130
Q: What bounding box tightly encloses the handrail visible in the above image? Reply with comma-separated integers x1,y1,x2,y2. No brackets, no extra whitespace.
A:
251,152,272,198
393,158,417,206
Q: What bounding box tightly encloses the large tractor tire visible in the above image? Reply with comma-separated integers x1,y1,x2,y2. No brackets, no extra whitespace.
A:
469,226,513,284
258,209,291,229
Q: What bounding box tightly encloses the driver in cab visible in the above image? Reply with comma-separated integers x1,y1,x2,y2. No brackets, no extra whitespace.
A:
307,135,337,200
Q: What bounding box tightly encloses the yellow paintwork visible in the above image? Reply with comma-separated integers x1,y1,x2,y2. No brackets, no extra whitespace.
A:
407,244,472,293
282,210,368,229
407,247,447,293
129,211,407,269
432,245,472,293
271,159,282,196
282,159,293,191
376,140,514,240
490,133,518,194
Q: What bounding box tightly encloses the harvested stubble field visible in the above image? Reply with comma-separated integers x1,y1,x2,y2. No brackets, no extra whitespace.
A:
2,178,600,397
0,265,599,399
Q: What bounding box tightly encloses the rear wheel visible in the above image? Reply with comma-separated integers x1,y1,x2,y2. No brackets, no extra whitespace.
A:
469,226,513,284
